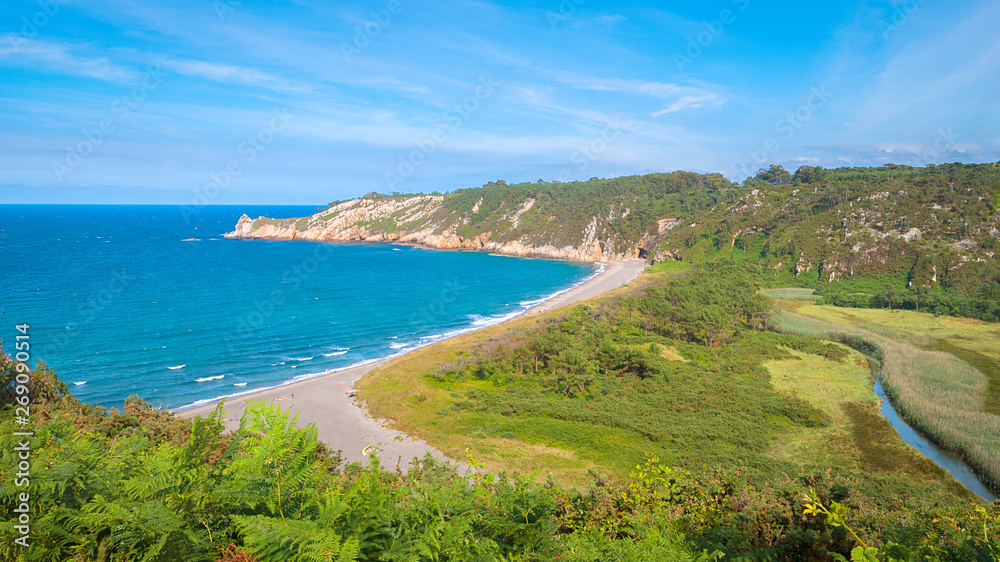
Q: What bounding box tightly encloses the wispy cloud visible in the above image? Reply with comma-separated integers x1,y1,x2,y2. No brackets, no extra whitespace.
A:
554,75,711,99
596,14,627,24
0,39,139,82
835,1,1000,135
1,1,996,201
550,74,724,116
651,94,721,116
157,57,318,95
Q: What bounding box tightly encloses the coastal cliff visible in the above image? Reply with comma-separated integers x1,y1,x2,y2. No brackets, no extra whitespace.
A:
224,184,684,261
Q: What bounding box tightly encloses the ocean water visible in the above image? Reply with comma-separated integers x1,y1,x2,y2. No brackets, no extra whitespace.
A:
0,205,597,410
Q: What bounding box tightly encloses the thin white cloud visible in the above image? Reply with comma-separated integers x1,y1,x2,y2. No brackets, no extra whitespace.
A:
549,74,724,116
651,94,720,117
0,39,139,82
157,57,318,94
555,75,702,98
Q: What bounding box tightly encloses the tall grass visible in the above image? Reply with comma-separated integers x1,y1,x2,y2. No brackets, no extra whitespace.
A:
774,311,1000,494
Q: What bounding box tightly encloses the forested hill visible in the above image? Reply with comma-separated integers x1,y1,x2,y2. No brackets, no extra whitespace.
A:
225,172,732,261
228,163,1000,290
648,162,1000,294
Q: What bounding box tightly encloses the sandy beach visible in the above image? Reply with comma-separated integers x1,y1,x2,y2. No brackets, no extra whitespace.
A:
178,259,647,469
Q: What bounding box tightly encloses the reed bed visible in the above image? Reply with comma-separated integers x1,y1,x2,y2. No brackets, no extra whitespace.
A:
774,310,1000,494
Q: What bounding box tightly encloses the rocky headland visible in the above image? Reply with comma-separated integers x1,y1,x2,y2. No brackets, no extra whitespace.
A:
224,194,673,262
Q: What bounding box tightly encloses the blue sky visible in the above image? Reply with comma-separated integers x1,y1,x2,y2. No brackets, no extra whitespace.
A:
1,0,997,204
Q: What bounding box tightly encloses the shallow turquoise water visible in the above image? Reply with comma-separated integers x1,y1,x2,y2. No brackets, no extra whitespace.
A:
0,205,596,409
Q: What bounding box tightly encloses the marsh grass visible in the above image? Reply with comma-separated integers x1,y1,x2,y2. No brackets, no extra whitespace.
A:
926,339,1000,415
774,308,1000,494
792,305,1000,414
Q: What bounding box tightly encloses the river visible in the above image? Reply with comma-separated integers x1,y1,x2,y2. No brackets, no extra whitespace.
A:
871,376,997,502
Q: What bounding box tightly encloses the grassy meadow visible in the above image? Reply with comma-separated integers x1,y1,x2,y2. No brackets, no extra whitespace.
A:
759,287,821,301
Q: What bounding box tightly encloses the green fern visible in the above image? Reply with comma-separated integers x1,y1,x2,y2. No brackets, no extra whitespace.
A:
234,514,360,562
215,400,322,520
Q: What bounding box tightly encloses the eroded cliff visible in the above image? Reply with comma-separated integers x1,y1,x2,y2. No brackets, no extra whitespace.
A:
225,194,645,261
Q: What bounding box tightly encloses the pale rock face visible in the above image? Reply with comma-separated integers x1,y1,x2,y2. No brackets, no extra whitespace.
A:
223,197,642,262
657,218,680,234
233,214,254,236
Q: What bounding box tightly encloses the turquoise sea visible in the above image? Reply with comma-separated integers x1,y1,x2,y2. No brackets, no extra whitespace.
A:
0,205,597,410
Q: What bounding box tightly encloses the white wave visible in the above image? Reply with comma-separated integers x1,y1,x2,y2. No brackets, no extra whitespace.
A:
195,375,225,382
168,365,186,370
73,381,87,386
172,357,389,412
400,263,603,353
287,356,314,362
233,382,247,387
514,262,606,309
389,342,408,349
323,350,349,356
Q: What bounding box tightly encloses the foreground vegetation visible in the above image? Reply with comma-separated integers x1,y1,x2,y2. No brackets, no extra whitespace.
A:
2,354,721,561
2,343,998,561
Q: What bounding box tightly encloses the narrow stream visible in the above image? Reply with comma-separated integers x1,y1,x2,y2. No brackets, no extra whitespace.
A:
871,376,997,503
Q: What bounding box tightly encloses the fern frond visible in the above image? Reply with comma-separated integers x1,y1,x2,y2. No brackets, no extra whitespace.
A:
234,514,357,562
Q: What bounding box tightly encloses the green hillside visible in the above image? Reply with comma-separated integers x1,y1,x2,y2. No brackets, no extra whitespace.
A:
650,163,1000,291
425,172,731,248
337,162,999,284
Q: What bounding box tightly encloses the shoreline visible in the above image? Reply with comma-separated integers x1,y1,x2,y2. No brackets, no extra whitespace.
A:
171,256,627,413
171,256,608,413
178,259,647,467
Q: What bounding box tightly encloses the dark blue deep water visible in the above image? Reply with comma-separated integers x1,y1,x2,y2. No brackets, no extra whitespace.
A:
0,205,596,410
